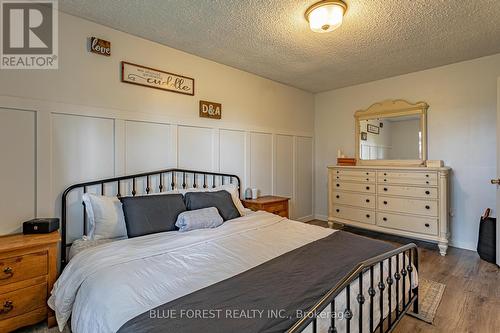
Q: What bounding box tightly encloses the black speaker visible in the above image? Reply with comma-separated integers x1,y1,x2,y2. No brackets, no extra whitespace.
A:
23,218,59,234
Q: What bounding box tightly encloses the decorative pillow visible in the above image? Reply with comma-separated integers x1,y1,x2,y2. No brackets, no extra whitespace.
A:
180,184,247,215
175,207,224,232
82,193,128,240
184,190,241,221
120,193,186,238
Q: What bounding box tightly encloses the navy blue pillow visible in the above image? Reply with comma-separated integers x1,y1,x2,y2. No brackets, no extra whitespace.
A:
120,194,186,238
184,190,241,221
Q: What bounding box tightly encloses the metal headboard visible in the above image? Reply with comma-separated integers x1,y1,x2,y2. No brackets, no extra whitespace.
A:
61,168,241,268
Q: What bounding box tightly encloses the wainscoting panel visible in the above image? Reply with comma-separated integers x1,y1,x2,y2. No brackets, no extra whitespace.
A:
250,132,273,196
52,113,115,240
0,108,36,234
177,125,214,171
219,129,246,188
274,134,294,198
295,136,314,220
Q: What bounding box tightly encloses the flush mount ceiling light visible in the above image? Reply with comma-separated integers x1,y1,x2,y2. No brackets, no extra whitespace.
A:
305,0,347,33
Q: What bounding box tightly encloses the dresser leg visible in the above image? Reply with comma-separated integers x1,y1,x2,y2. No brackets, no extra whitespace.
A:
438,242,448,256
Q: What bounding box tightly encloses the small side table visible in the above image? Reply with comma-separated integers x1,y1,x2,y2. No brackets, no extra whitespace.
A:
241,196,290,218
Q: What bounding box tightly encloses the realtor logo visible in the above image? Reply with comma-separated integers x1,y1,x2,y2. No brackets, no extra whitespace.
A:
1,0,58,69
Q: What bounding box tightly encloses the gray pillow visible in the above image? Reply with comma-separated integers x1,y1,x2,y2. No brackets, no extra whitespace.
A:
175,207,223,232
120,194,186,237
184,190,241,221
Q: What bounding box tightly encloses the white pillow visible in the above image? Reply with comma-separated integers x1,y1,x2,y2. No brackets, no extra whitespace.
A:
82,193,128,240
179,184,247,216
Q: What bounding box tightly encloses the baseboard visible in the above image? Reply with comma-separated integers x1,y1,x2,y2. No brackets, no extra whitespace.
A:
295,215,314,222
313,214,328,221
449,240,476,252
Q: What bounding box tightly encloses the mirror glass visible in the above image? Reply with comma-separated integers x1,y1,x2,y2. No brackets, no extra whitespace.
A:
359,114,422,160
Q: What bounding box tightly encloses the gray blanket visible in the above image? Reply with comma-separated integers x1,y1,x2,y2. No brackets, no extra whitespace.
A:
118,231,394,333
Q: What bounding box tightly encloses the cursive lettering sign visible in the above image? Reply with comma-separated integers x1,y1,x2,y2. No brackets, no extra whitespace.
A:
121,62,194,96
199,100,222,119
90,37,111,56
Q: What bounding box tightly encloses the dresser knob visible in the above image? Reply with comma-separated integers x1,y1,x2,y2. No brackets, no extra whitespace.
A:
336,209,340,213
366,172,369,175
383,217,387,221
425,174,429,178
425,223,430,227
384,179,387,182
425,191,430,195
383,188,388,191
366,186,370,190
383,201,388,205
366,199,370,203
425,205,430,210
0,300,13,314
1,266,13,280
336,184,340,187
336,195,340,199
384,173,387,176
426,181,429,184
336,176,340,179
366,214,370,218
366,178,369,181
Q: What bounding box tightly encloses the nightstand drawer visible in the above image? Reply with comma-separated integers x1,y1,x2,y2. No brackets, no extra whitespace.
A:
0,282,47,321
263,201,287,214
0,252,48,286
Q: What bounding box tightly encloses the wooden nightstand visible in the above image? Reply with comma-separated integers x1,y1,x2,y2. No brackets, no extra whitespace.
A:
241,196,290,218
0,231,60,332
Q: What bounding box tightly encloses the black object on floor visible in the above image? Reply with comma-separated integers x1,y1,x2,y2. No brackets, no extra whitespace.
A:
477,208,496,264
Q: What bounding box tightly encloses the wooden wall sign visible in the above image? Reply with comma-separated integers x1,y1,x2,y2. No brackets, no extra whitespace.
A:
199,100,222,119
121,61,195,96
90,37,111,56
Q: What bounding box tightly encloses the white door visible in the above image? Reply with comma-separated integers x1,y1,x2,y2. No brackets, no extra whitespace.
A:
496,78,500,266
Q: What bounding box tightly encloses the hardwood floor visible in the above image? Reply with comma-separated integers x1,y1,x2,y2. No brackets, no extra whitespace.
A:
308,220,500,333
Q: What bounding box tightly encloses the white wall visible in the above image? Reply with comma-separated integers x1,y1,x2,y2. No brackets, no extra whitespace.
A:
389,119,420,159
315,53,500,251
0,12,315,236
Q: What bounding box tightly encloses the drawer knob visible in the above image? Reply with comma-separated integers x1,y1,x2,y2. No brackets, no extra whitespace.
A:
366,178,369,181
366,186,370,190
383,217,387,221
384,173,387,176
383,188,388,192
365,199,370,203
425,190,430,195
425,205,430,210
336,184,340,187
336,209,340,213
336,195,340,199
383,201,388,205
426,181,429,184
384,179,387,182
1,266,13,280
425,223,430,227
366,214,370,218
336,176,340,179
0,300,13,315
426,174,429,178
366,172,369,175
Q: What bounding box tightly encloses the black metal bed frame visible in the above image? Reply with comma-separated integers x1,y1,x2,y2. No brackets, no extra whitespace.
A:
61,168,418,333
287,243,418,333
61,168,241,268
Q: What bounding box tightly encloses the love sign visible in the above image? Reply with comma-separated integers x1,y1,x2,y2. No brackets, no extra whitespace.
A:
199,100,222,119
90,37,111,56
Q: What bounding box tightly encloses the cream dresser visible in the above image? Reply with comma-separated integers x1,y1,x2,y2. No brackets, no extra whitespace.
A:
328,166,450,255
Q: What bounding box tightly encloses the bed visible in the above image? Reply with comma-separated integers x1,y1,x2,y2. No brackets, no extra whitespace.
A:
51,168,419,333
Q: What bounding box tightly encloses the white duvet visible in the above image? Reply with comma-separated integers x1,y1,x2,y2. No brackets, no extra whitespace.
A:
49,211,417,333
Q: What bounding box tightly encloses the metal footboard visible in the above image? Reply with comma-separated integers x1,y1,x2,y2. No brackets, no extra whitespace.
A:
288,243,418,333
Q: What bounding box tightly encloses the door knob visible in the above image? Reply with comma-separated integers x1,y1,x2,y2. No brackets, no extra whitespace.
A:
491,178,500,185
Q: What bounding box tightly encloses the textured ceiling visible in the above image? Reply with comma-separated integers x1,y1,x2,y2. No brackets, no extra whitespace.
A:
59,0,500,92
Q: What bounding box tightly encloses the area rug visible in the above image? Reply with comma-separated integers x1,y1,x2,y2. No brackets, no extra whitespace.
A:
407,277,446,324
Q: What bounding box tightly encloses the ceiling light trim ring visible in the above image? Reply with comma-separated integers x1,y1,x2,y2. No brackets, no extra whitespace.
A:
304,0,348,22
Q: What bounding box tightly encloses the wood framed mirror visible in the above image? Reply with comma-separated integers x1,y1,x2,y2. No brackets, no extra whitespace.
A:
355,99,429,166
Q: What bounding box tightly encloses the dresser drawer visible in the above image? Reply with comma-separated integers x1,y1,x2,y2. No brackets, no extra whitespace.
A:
378,196,438,216
333,192,375,209
0,282,47,321
378,185,438,199
377,171,437,186
333,182,375,193
334,175,376,183
0,252,47,286
377,212,438,235
332,205,375,225
332,169,375,178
